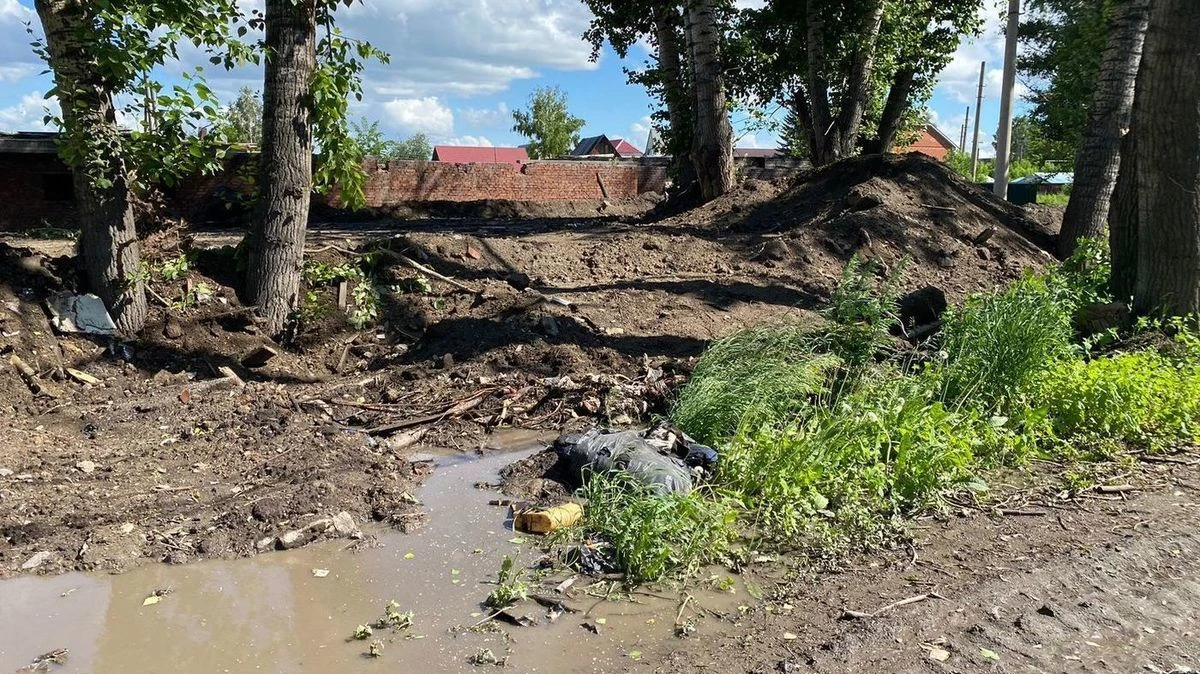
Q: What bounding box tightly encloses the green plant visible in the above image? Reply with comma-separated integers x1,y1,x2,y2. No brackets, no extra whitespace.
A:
1032,350,1200,456
672,327,841,445
576,471,738,584
348,280,381,329
352,624,372,640
818,256,906,366
301,258,382,329
1048,236,1111,313
484,556,529,608
935,274,1074,411
717,369,1017,549
158,254,191,281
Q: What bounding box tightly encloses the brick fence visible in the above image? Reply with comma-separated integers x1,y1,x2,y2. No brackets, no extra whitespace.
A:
332,158,668,207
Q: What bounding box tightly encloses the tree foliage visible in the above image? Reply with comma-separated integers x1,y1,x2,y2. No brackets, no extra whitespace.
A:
350,118,431,161
728,0,980,165
511,86,585,159
227,86,263,145
1018,0,1113,162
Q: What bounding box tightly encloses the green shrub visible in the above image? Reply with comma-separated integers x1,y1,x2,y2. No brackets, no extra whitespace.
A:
1033,350,1200,455
577,472,737,584
817,256,905,367
717,370,1026,546
936,274,1074,411
672,327,841,445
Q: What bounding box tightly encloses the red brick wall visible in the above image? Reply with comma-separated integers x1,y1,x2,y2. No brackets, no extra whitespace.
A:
330,159,668,207
898,129,952,161
0,154,671,231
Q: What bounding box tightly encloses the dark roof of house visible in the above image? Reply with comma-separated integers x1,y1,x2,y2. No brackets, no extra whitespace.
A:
572,134,642,158
0,132,60,154
571,135,608,156
432,146,528,167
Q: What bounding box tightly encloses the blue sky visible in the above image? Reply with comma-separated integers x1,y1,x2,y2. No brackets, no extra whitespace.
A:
0,0,1025,157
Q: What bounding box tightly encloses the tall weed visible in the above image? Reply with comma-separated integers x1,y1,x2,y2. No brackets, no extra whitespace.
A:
671,327,841,445
935,274,1073,411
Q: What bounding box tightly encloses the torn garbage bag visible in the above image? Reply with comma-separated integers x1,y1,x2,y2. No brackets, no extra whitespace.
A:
555,428,694,495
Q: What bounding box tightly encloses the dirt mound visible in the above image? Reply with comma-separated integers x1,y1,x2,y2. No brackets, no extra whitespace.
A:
657,153,1057,301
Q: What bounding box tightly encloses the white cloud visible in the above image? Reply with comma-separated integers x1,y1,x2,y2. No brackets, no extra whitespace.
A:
337,0,597,99
458,101,510,128
382,97,454,135
446,135,494,146
0,91,57,132
626,115,653,150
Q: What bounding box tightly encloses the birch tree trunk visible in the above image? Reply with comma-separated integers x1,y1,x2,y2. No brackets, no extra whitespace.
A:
686,0,734,201
833,0,885,157
35,0,147,335
1058,0,1151,259
654,5,696,188
248,0,317,335
1132,0,1200,317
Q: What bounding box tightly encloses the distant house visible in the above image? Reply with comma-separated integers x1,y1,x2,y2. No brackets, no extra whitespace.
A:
897,123,957,161
571,135,643,159
432,146,528,171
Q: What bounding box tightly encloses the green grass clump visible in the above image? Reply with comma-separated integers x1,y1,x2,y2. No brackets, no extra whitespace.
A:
1032,350,1200,456
671,327,841,446
718,370,1026,547
935,274,1074,411
577,471,738,584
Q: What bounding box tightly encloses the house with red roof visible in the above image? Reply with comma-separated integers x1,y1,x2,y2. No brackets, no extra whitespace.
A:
432,146,529,171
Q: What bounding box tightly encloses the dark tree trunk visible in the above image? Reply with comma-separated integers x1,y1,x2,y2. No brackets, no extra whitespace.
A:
35,0,147,335
1058,0,1151,260
686,0,734,201
653,5,696,188
804,0,836,166
1109,129,1138,301
833,0,886,157
1132,0,1200,317
248,0,316,335
864,67,916,154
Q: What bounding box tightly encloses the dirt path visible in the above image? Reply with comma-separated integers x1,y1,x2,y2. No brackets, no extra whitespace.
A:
654,464,1200,674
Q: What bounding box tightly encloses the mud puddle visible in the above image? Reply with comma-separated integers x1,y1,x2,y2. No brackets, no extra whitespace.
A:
1,435,744,673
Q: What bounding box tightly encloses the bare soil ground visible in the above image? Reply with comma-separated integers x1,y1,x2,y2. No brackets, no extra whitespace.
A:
5,154,1194,672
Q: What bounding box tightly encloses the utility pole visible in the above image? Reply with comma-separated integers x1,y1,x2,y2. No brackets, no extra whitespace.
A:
970,61,985,181
961,105,970,150
993,0,1021,199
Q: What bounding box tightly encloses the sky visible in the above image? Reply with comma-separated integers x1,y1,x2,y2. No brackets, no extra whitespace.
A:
0,0,1026,158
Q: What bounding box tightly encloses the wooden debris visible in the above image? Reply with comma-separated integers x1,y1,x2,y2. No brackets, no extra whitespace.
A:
241,345,279,368
379,249,477,293
921,203,957,213
366,389,492,436
841,592,944,620
972,227,998,245
65,368,102,386
1093,484,1135,494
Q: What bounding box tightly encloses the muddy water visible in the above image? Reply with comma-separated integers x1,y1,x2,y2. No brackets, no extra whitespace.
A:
1,441,742,673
